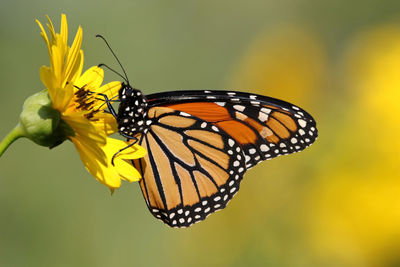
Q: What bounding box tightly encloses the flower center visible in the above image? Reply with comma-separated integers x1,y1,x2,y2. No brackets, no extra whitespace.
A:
74,85,100,120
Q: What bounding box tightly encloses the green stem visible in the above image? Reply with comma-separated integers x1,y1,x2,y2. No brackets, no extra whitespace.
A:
0,124,25,157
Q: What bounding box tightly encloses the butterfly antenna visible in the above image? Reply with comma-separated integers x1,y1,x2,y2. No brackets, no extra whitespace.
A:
98,63,127,83
96,34,130,85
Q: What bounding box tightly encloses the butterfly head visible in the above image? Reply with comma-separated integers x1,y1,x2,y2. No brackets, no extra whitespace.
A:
117,83,148,137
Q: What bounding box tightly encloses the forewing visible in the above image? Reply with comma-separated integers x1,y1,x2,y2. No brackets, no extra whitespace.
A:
147,90,317,169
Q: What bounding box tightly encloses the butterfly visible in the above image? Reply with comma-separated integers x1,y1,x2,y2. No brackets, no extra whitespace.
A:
101,84,318,228
96,35,318,228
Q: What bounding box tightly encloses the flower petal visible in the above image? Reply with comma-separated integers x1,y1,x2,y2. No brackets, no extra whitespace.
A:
114,158,142,182
63,26,82,87
104,138,147,160
36,19,50,56
91,113,118,135
51,83,74,112
50,45,63,88
91,81,122,111
39,66,53,93
63,112,106,143
72,137,122,188
60,14,68,48
75,66,104,90
68,50,84,85
97,81,121,95
102,138,145,182
45,15,56,45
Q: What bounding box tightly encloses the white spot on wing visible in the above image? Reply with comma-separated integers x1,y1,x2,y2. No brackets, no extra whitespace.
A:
258,112,269,122
261,108,271,114
233,105,245,112
228,139,235,147
298,119,307,128
260,144,269,152
180,112,191,117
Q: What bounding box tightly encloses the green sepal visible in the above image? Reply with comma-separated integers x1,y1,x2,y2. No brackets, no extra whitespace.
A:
19,90,74,148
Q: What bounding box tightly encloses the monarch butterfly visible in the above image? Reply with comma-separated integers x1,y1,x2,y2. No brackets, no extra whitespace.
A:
97,36,318,228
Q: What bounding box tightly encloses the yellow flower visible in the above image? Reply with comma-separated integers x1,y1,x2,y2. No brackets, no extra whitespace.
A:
36,14,146,190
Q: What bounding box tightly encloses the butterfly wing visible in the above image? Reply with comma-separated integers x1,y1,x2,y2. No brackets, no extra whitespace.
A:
132,106,246,227
132,90,317,227
146,90,318,169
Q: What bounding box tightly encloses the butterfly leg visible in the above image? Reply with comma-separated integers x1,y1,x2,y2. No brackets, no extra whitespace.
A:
111,136,138,166
94,93,118,118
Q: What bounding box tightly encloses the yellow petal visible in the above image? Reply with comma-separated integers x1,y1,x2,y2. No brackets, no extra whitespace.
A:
40,65,54,92
64,113,107,146
72,137,121,188
104,138,147,160
51,83,74,112
97,81,121,95
36,19,50,56
114,158,142,182
60,14,68,48
102,137,145,182
45,15,56,45
68,50,84,85
91,113,118,135
75,66,104,89
63,26,82,86
50,45,62,88
118,143,147,159
92,81,122,111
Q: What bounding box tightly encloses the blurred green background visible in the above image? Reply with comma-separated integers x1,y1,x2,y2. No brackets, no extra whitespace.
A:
1,0,400,266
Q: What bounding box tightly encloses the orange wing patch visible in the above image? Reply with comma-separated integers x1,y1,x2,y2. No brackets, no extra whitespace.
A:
271,111,297,132
166,102,231,122
195,154,229,187
266,117,290,139
136,135,165,210
216,120,258,145
175,163,200,206
152,125,196,166
185,130,224,150
188,139,229,169
146,133,181,209
193,170,218,197
159,115,196,128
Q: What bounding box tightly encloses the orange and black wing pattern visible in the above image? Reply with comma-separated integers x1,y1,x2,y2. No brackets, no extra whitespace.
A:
130,90,317,227
132,106,246,227
147,90,317,169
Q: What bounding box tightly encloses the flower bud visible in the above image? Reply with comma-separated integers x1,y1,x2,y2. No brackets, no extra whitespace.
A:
19,90,74,148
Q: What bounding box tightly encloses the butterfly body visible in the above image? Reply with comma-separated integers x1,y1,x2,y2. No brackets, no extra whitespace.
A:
117,84,149,137
115,85,318,228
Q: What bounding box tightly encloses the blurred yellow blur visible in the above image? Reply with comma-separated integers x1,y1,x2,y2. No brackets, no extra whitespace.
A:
304,24,400,267
230,25,329,106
